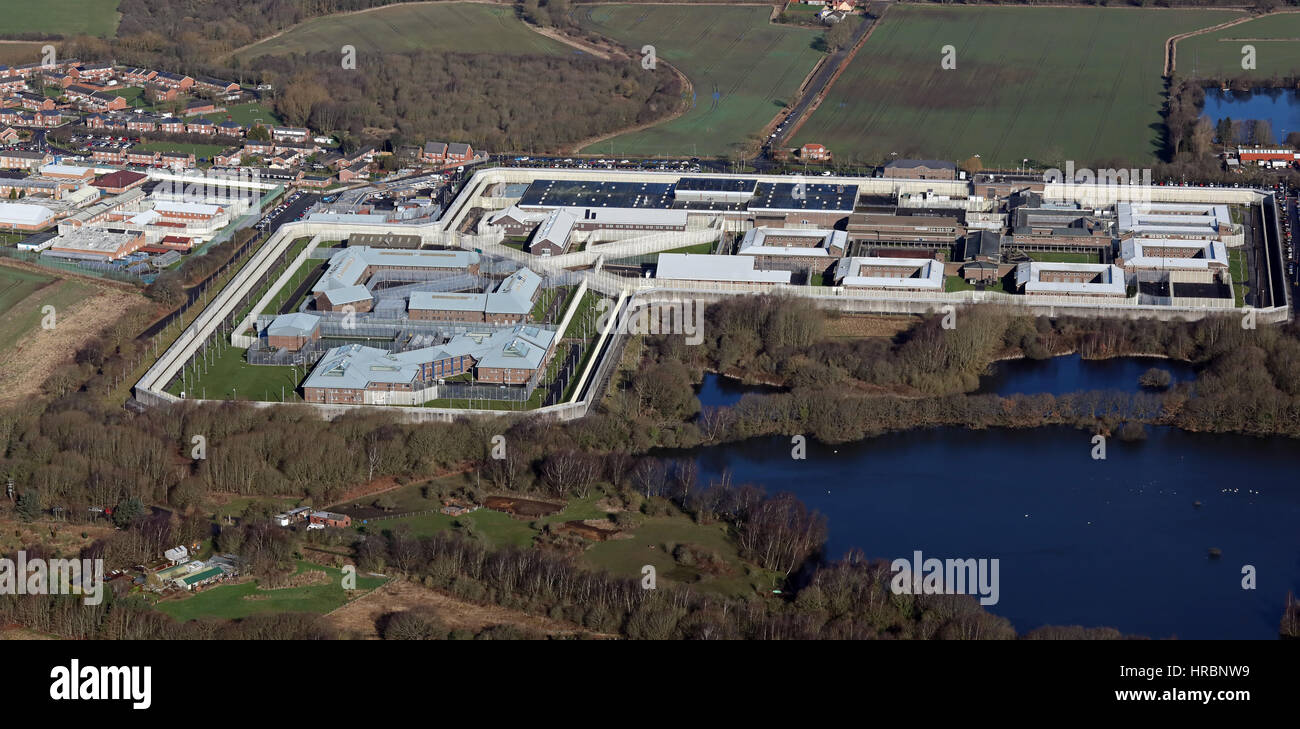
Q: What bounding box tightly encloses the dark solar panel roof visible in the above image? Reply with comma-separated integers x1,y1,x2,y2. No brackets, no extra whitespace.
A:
674,177,757,193
749,182,858,212
519,179,675,209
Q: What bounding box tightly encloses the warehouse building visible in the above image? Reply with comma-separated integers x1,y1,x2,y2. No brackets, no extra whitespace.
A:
0,202,56,231
49,228,146,260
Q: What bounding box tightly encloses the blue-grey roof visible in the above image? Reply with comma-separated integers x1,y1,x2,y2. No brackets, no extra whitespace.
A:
266,312,320,337
408,267,541,317
314,246,481,296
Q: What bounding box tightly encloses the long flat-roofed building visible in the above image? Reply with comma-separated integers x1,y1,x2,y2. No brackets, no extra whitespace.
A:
408,267,542,323
848,213,965,243
656,253,792,284
0,202,55,231
1116,202,1233,241
49,228,145,260
1014,262,1127,297
834,256,945,291
748,181,858,228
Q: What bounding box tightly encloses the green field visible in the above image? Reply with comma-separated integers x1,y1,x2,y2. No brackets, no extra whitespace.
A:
166,344,305,402
235,2,571,60
0,0,121,38
154,561,386,622
204,102,282,128
793,6,1241,168
576,4,825,157
1178,13,1300,78
135,141,229,159
0,267,96,350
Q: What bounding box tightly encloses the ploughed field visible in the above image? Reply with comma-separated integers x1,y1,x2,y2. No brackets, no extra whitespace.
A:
233,2,572,60
792,5,1241,168
576,4,825,157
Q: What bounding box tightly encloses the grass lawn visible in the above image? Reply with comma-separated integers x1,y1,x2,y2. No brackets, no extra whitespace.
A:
105,85,147,107
154,561,386,622
1178,13,1300,79
659,241,715,256
1229,246,1248,306
794,5,1242,167
166,344,305,402
577,4,825,157
235,2,570,60
583,515,783,597
531,285,564,321
135,141,229,159
1029,251,1101,264
204,101,282,128
267,258,324,315
0,268,96,351
0,0,122,37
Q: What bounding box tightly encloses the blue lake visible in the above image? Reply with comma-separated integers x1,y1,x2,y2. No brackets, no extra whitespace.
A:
686,361,1297,639
1201,87,1300,141
976,354,1197,396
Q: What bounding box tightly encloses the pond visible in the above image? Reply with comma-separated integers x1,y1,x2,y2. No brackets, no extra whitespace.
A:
1201,87,1300,142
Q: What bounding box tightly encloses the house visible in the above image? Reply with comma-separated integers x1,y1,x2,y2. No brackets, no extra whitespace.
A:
163,546,189,565
271,126,309,142
153,71,194,91
308,511,352,529
185,117,215,135
421,140,475,165
0,149,50,170
184,99,217,116
216,120,243,136
800,143,830,161
882,158,958,180
0,126,18,143
120,68,158,85
158,117,185,134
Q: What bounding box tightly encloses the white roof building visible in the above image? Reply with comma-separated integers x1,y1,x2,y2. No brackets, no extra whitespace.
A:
1116,202,1232,240
738,227,848,258
1015,262,1127,297
0,202,54,228
656,253,792,284
1119,237,1229,270
834,256,945,290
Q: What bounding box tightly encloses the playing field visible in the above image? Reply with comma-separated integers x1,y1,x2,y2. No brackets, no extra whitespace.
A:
792,6,1241,168
1178,12,1300,78
576,4,825,157
0,0,121,38
235,2,571,60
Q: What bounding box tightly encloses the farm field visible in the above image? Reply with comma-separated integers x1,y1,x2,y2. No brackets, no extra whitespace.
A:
0,0,121,38
792,5,1241,168
1178,12,1300,78
575,4,825,157
234,3,571,60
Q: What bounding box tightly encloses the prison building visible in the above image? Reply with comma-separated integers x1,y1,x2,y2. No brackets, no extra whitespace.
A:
1014,262,1127,297
1011,205,1113,248
847,213,964,244
1119,238,1229,272
312,246,482,311
833,256,944,292
265,313,322,352
748,181,858,228
1116,202,1232,241
408,267,542,324
655,253,792,284
48,228,146,260
736,227,847,278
